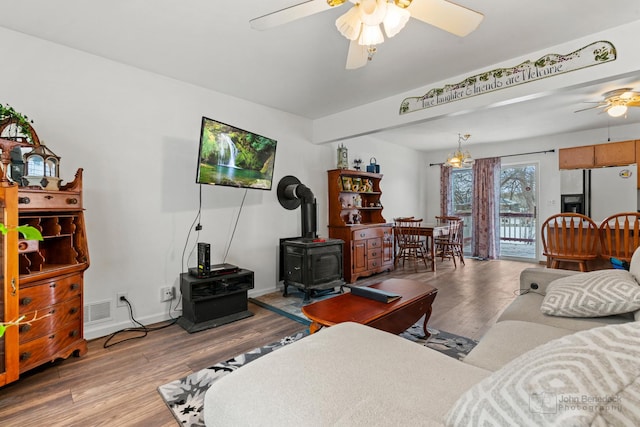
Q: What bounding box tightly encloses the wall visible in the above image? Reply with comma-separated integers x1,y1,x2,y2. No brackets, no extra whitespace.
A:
8,22,632,340
0,27,322,339
0,28,424,339
332,135,424,221
416,121,640,261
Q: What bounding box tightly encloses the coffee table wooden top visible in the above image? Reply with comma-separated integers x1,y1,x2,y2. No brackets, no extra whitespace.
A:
302,278,437,328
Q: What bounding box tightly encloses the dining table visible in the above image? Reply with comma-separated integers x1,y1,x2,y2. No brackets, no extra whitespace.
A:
394,222,450,272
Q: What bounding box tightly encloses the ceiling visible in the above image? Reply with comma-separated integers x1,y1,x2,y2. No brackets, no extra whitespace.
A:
1,0,640,151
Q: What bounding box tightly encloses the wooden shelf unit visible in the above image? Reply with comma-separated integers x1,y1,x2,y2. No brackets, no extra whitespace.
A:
328,169,385,226
327,169,393,283
0,167,89,386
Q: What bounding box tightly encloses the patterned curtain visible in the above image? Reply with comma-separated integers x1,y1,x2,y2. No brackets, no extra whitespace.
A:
472,157,501,259
440,165,452,216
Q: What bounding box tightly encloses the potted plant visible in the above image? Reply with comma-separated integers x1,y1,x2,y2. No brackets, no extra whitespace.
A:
0,103,39,145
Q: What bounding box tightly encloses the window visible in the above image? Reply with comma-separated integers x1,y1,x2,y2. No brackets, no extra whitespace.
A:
451,168,472,253
499,164,537,259
449,163,538,258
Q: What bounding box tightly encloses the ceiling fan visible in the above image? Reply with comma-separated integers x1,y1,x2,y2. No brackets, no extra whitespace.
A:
576,88,640,117
250,0,484,69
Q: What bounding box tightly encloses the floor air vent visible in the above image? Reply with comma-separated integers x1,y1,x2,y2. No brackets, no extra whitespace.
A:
84,300,112,324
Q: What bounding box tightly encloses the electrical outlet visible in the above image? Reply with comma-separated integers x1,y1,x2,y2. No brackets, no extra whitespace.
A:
116,292,128,307
160,286,175,302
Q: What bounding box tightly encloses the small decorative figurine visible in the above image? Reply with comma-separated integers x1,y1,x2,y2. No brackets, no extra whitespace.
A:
341,176,352,191
366,157,380,173
351,177,361,192
337,144,349,169
353,158,362,171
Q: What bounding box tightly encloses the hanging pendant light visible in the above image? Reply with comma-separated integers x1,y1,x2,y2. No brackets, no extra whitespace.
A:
445,133,473,168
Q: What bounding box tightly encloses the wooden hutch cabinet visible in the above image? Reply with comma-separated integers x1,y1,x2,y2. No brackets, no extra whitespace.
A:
0,166,89,386
327,169,393,283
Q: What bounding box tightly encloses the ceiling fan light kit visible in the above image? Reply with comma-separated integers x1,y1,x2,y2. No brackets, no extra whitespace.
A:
336,0,410,46
576,87,640,117
359,24,384,45
335,4,362,40
359,0,388,26
251,0,483,69
383,2,411,37
607,104,628,118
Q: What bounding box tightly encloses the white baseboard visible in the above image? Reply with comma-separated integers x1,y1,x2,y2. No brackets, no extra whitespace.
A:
84,311,178,341
85,286,281,340
248,285,280,298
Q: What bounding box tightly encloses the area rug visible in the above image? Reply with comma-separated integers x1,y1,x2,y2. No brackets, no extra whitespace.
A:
159,290,478,426
158,330,308,427
249,287,340,325
250,289,477,359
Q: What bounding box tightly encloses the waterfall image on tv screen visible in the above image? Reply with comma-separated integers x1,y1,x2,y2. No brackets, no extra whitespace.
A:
196,117,277,190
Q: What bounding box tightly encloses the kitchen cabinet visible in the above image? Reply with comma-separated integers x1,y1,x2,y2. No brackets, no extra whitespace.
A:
594,140,635,167
559,140,637,170
558,145,594,169
636,140,640,188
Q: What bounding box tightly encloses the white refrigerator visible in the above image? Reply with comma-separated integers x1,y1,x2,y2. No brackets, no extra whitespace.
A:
587,165,638,223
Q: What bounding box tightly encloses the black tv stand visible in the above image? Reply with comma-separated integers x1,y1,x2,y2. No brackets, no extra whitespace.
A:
178,269,254,333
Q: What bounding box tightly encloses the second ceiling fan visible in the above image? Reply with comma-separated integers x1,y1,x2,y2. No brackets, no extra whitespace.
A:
250,0,484,69
576,88,640,117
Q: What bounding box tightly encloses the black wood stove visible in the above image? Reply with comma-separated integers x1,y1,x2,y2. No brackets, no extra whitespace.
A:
280,237,344,302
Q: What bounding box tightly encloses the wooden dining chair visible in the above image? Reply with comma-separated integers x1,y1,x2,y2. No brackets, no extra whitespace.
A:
393,216,415,257
541,213,599,272
599,212,640,263
394,217,429,270
434,216,461,246
435,217,465,268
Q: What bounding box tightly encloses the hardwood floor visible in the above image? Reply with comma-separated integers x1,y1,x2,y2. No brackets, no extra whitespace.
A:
356,257,535,340
0,258,535,426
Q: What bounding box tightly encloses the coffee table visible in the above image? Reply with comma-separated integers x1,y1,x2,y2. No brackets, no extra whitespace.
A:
301,278,438,336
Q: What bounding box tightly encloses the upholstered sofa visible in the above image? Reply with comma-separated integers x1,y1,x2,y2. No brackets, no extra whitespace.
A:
203,255,640,426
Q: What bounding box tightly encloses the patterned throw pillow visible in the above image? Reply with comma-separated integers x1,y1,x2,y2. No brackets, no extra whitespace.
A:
540,270,640,317
445,322,640,426
629,246,640,283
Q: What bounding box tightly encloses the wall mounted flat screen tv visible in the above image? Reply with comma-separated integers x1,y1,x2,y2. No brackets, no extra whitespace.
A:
196,117,277,190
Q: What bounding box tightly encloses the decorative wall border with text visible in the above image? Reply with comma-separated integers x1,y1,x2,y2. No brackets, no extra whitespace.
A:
399,41,616,115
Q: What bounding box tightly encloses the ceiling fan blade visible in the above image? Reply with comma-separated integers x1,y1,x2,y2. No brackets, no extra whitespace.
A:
250,0,336,30
346,40,369,69
574,104,606,113
408,0,484,37
602,88,633,99
626,97,640,107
